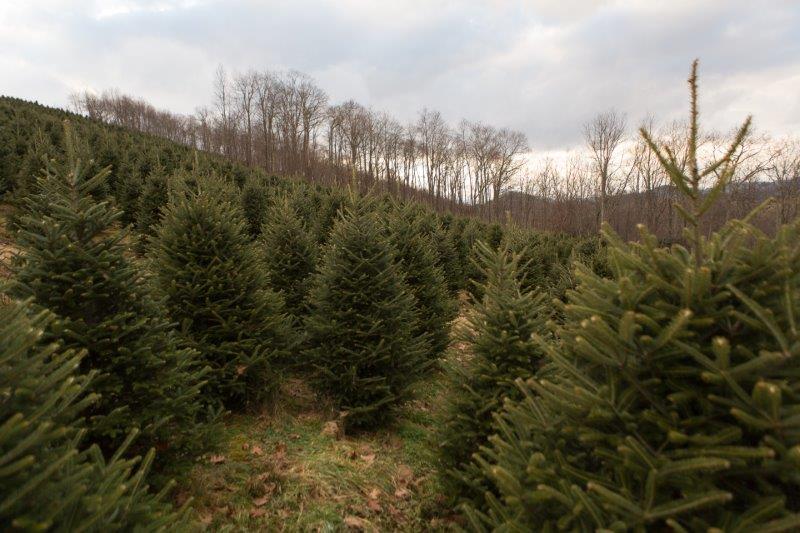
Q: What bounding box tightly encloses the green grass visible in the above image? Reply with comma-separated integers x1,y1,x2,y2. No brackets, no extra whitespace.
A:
175,367,456,531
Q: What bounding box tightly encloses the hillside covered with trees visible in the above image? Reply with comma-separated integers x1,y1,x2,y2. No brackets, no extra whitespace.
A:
1,60,800,532
67,65,800,241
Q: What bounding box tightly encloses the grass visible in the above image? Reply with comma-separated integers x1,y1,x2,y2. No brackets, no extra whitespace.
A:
0,201,468,530
0,204,17,281
175,367,458,531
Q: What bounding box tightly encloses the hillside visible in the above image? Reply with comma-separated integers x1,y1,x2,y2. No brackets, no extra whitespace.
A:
0,95,508,530
0,96,282,199
3,62,800,533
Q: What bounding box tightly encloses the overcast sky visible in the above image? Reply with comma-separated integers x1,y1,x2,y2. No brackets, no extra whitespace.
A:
2,0,799,152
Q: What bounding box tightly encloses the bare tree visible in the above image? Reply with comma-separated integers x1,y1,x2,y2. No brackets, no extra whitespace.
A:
254,71,278,172
213,65,236,158
767,138,800,224
71,61,799,236
332,100,369,187
416,108,450,202
234,70,258,166
488,128,528,217
297,75,328,175
584,109,627,230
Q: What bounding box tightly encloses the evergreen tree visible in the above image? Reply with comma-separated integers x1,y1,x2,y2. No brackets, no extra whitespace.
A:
304,201,429,430
285,182,320,231
485,222,504,250
312,187,350,244
387,202,456,359
10,126,208,458
446,217,477,291
461,220,492,300
114,174,143,227
136,169,169,236
434,224,463,295
465,61,800,532
259,197,317,318
150,181,294,408
406,205,462,295
0,298,188,531
241,176,272,237
504,229,609,306
438,242,549,508
504,230,574,295
10,128,57,198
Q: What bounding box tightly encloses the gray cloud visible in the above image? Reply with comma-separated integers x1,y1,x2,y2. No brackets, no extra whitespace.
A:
2,0,798,152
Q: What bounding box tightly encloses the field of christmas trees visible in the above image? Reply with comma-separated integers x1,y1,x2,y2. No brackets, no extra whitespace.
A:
1,64,799,531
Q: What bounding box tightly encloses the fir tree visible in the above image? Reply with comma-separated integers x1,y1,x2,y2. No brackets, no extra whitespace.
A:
405,205,462,295
150,180,294,408
387,202,456,359
446,217,478,291
504,230,574,294
259,197,317,318
284,182,320,231
304,201,429,430
10,125,208,457
136,169,169,236
241,176,272,238
312,187,350,244
465,61,800,532
434,224,463,295
504,230,609,306
0,298,188,531
461,220,493,300
112,163,142,226
438,242,549,508
485,223,505,250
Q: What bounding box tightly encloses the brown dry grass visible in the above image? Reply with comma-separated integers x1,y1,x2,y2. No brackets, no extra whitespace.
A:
0,204,18,306
0,204,17,281
177,369,458,532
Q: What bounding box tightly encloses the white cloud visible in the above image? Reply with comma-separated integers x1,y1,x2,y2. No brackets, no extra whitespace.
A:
91,0,207,20
1,0,798,150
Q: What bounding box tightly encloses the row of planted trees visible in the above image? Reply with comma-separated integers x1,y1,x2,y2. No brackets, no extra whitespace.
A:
0,105,601,528
437,62,800,531
4,61,798,531
2,113,512,527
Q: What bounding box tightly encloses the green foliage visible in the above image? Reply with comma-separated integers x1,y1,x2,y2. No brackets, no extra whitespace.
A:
241,177,273,237
466,61,800,532
310,186,350,243
0,96,281,200
387,202,456,359
304,201,429,430
504,229,609,304
485,223,504,250
0,299,188,531
10,131,208,458
438,242,549,509
136,169,169,236
150,182,294,408
504,230,573,293
434,226,463,295
405,205,463,295
462,220,508,300
259,198,318,318
113,168,143,226
469,218,800,531
285,181,322,231
5,128,57,198
454,218,487,294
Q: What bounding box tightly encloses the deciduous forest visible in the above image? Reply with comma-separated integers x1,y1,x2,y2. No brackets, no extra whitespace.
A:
67,65,800,240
